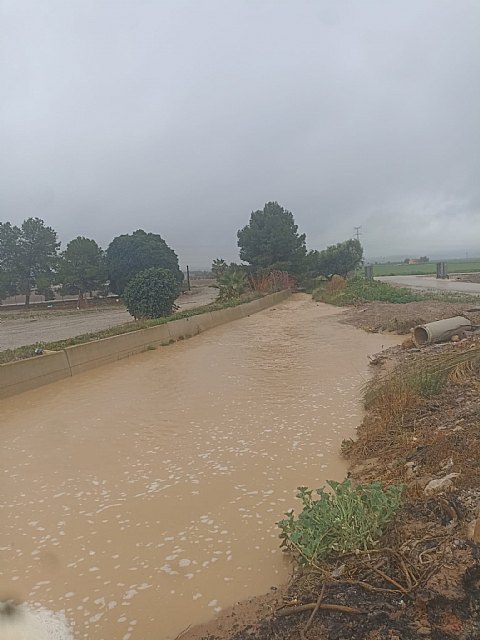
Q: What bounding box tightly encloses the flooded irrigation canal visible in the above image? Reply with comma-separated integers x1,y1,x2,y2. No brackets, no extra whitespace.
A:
0,295,398,639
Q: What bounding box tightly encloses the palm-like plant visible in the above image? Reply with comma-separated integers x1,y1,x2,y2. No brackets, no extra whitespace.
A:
217,268,248,301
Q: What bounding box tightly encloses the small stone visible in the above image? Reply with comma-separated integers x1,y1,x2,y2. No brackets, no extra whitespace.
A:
424,473,460,495
440,457,454,471
468,519,480,544
349,457,379,476
408,476,430,491
417,626,431,636
405,461,416,478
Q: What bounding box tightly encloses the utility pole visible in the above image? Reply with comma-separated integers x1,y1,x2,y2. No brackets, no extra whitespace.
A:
186,265,191,291
354,226,362,241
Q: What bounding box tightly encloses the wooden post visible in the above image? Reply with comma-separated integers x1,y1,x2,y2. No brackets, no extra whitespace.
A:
186,265,191,291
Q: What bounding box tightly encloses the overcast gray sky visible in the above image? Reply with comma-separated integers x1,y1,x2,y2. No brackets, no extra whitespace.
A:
1,0,479,268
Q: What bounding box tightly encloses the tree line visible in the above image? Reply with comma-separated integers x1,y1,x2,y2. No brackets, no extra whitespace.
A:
0,219,183,307
214,201,363,299
0,202,363,313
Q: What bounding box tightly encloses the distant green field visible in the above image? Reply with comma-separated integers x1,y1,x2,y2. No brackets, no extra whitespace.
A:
372,259,480,277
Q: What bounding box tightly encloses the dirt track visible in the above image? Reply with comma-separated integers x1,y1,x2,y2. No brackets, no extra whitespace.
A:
0,285,217,350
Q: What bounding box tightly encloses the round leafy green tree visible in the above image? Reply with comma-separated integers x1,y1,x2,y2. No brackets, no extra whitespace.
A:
58,237,107,307
307,239,363,279
123,267,178,319
106,229,183,295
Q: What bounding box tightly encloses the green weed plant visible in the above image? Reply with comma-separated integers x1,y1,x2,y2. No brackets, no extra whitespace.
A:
313,276,478,306
278,479,403,567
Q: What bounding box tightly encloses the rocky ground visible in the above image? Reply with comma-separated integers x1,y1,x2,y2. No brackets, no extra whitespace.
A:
184,307,480,640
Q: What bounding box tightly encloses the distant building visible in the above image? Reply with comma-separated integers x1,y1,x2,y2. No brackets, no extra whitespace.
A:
407,256,429,265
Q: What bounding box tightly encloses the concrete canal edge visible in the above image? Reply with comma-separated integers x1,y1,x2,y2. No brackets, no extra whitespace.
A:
0,290,291,399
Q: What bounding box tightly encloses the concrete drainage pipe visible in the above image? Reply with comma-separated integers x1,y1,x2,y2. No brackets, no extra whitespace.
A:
413,316,471,347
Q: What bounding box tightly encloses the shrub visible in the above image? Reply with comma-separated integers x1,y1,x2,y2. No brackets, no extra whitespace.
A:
313,276,420,305
217,267,249,301
325,274,346,294
313,275,479,307
249,270,296,293
278,479,403,567
123,267,178,319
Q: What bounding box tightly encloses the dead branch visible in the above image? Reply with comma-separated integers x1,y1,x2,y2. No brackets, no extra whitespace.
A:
328,578,402,594
276,603,362,618
370,566,409,593
173,624,191,640
300,583,326,639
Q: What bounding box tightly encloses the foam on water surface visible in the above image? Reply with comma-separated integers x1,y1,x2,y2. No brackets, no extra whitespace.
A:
0,603,73,640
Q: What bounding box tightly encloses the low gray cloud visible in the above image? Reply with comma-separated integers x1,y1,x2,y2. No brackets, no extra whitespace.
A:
1,0,479,267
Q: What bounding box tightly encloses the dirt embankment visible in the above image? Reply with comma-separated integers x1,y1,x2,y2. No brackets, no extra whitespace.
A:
184,307,480,640
454,274,480,284
341,300,480,334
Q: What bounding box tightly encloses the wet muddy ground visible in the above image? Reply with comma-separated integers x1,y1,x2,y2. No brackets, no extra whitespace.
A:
0,295,397,639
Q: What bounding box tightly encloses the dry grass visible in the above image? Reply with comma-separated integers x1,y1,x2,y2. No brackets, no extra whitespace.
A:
364,342,480,422
363,365,443,426
346,340,480,490
325,275,347,294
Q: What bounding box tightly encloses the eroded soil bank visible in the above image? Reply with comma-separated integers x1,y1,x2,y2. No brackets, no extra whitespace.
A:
0,295,396,639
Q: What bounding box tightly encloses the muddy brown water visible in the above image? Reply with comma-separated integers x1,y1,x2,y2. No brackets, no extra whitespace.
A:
0,295,397,639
